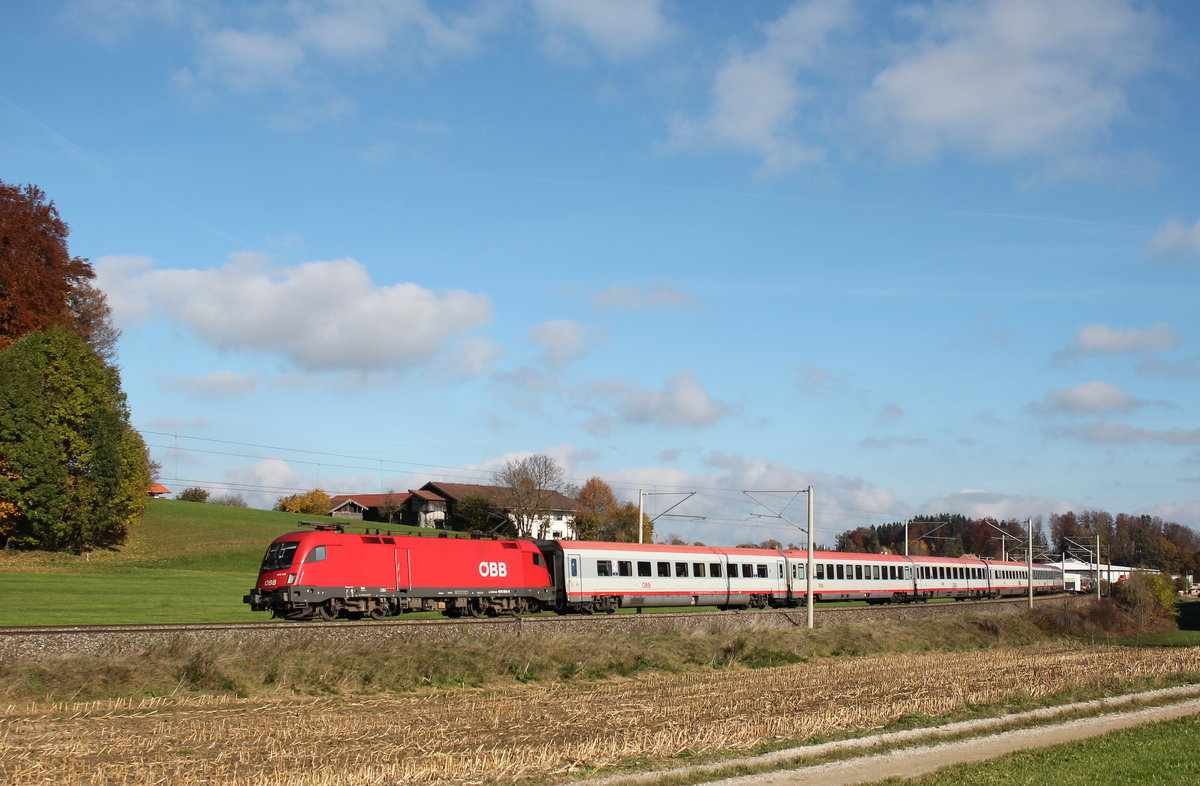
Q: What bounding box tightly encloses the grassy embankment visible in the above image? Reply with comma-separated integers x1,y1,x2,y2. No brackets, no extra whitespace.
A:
0,499,373,625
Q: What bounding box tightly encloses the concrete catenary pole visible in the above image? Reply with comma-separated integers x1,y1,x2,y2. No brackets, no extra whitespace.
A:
806,485,815,630
638,489,644,544
1027,518,1034,610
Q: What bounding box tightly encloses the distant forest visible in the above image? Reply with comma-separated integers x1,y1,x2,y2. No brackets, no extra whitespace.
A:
830,511,1199,576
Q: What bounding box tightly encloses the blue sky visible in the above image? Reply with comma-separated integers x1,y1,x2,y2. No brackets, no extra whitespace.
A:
4,0,1199,546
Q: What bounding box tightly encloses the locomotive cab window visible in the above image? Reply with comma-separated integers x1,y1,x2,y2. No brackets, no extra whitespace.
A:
533,553,545,567
597,560,612,577
261,541,299,572
303,545,326,563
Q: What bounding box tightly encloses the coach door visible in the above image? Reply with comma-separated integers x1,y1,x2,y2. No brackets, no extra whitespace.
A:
394,549,411,590
566,553,582,601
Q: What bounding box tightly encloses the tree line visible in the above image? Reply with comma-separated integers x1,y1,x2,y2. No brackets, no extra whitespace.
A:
834,511,1200,577
0,180,153,552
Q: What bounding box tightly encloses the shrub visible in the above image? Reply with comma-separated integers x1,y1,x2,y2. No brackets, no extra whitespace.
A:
177,487,210,503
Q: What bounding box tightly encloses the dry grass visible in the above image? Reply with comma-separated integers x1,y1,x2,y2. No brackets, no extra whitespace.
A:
3,643,1199,784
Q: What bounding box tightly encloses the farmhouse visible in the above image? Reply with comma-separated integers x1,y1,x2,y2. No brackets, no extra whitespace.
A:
327,481,578,539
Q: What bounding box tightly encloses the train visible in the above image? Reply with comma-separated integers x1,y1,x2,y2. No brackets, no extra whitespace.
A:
243,523,1065,620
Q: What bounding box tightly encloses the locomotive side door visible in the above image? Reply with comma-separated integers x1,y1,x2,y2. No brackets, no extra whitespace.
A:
394,549,411,590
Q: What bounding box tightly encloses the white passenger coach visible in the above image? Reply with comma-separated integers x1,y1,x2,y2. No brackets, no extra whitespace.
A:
536,541,1064,614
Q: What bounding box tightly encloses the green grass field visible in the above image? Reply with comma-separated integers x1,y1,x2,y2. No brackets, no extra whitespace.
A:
882,713,1200,785
0,499,436,625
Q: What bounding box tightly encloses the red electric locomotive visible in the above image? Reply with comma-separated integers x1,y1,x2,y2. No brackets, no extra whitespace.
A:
244,524,554,620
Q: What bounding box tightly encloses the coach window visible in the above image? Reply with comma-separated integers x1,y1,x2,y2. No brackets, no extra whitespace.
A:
854,565,863,581
693,563,706,578
836,564,845,580
815,563,825,580
638,561,652,577
597,560,612,577
304,545,326,563
795,563,806,580
570,558,578,577
873,565,880,580
756,564,769,578
618,561,632,577
710,563,722,578
657,562,670,578
728,563,739,578
743,564,754,577
675,562,689,578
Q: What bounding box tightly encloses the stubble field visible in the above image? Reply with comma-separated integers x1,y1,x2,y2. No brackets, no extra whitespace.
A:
4,642,1199,785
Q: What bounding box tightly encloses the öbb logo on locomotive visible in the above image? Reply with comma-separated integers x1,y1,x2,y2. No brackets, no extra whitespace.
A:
479,561,508,578
242,522,1067,622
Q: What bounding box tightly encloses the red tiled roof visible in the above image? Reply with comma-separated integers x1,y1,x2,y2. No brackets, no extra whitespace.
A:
147,483,171,494
328,492,411,509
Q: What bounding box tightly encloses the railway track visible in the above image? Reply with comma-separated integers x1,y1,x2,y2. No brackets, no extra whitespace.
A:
0,594,1081,662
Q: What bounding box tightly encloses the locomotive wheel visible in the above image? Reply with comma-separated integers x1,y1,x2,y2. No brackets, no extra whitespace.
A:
467,600,485,618
369,605,387,621
315,603,338,621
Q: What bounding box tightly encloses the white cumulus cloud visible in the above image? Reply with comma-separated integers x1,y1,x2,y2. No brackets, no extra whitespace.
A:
864,0,1162,162
1147,218,1200,263
1026,381,1142,415
669,0,855,172
584,369,731,434
527,320,597,368
1064,321,1180,356
530,0,675,61
96,253,493,374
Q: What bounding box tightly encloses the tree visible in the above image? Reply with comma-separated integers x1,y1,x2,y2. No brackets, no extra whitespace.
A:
492,454,568,538
210,493,247,508
65,281,120,363
178,487,211,503
275,489,332,515
448,493,512,535
0,326,148,551
376,490,403,523
573,476,618,541
0,181,94,349
598,502,651,543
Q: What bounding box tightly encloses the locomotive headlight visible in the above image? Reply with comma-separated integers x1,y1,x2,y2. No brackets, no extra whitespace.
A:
287,573,297,585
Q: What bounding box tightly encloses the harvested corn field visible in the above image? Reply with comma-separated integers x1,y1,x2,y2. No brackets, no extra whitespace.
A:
3,643,1199,784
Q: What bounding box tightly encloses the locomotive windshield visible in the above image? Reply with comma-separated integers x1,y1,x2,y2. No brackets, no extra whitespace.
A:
261,540,300,572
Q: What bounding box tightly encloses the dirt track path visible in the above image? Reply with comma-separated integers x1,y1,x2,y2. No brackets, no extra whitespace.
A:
579,686,1200,786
